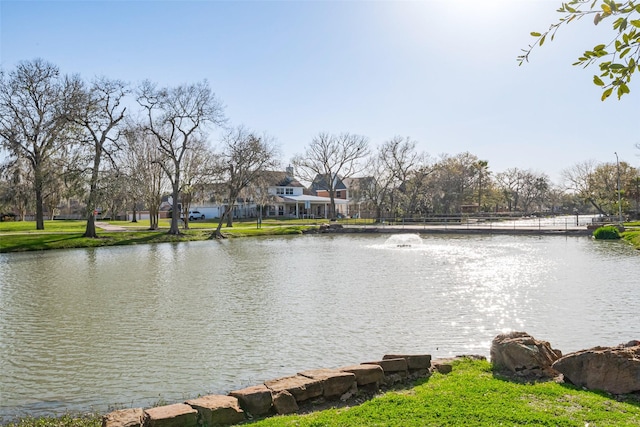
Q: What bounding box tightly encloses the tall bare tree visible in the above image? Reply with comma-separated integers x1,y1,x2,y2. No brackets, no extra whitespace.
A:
363,136,425,221
137,80,224,235
180,138,217,229
0,59,82,229
213,126,279,238
73,77,128,237
292,132,369,219
121,124,167,230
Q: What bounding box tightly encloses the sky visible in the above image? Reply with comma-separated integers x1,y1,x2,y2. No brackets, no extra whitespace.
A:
1,0,639,184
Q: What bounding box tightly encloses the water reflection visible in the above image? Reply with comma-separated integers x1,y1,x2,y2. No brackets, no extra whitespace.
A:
0,234,639,420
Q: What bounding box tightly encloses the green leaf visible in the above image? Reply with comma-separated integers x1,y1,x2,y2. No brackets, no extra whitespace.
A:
530,31,542,37
539,34,546,46
602,87,613,101
619,47,631,58
609,63,626,69
630,20,640,28
594,44,606,51
601,3,612,13
593,75,605,86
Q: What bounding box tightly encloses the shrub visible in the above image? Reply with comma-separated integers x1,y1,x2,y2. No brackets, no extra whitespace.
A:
593,225,621,240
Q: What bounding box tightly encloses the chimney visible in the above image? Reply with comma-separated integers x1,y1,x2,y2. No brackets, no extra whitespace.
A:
286,165,294,177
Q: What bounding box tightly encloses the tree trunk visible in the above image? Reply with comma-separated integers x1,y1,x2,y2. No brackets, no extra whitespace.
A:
168,179,181,235
84,213,97,238
34,171,45,230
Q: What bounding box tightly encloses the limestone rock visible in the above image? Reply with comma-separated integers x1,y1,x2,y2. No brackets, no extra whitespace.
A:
185,395,245,426
229,384,273,416
432,362,453,374
490,331,562,378
143,403,198,427
363,358,408,373
264,375,323,402
339,364,384,385
552,342,640,394
102,408,144,427
299,369,357,399
383,354,432,371
272,390,298,415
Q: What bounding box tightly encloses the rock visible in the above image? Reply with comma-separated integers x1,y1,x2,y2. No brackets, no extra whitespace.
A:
552,343,640,394
362,358,408,375
339,364,384,386
383,354,432,371
229,384,273,416
490,332,562,378
102,408,144,427
298,369,357,399
272,390,299,415
143,403,198,427
264,375,323,402
432,361,453,374
185,395,245,426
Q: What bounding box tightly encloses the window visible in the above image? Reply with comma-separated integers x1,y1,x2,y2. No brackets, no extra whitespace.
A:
278,206,284,216
285,188,293,195
276,188,284,195
336,191,341,198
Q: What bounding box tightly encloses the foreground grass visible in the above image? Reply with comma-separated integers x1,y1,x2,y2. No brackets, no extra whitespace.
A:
6,360,639,427
3,414,101,427
245,359,640,427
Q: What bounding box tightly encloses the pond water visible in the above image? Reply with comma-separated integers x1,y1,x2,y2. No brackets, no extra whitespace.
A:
0,233,638,420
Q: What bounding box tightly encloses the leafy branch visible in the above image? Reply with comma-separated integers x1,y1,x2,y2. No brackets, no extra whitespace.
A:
518,0,640,100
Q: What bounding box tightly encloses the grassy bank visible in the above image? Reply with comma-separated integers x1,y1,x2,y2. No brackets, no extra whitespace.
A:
621,221,640,249
0,219,319,253
5,359,640,427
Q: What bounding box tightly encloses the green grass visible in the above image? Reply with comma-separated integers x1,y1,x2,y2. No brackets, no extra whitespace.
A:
243,359,640,427
2,413,101,427
0,220,318,252
4,360,640,427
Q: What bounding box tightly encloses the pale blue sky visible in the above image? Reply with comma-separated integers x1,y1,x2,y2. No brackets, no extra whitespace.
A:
1,0,639,184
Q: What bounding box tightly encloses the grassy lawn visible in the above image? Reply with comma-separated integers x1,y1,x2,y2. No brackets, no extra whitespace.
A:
245,359,640,427
0,219,320,253
621,221,640,249
5,359,640,427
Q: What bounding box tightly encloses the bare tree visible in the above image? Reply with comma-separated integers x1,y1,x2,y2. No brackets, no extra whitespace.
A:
292,132,369,219
73,77,128,237
0,59,82,229
363,136,425,221
180,138,217,229
121,124,167,230
213,126,279,238
563,159,637,216
0,156,33,220
137,80,224,235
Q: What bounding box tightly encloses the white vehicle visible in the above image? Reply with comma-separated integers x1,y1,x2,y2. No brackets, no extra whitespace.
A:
188,210,205,220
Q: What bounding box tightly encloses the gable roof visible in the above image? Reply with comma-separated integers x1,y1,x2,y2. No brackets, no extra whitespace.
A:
310,174,347,191
261,171,305,188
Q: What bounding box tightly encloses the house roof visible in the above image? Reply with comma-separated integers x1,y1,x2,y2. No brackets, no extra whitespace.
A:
310,174,347,191
261,170,305,188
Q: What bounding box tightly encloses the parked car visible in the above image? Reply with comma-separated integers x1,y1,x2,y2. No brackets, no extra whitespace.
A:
188,210,205,220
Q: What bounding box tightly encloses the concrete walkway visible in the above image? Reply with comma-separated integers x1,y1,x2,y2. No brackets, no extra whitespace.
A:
95,221,128,231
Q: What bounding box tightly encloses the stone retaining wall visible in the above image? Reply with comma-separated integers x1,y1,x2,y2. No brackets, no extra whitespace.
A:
102,353,462,427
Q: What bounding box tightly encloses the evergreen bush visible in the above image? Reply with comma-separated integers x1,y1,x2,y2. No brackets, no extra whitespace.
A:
593,225,621,240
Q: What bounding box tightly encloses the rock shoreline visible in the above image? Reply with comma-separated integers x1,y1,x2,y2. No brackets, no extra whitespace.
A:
102,353,477,427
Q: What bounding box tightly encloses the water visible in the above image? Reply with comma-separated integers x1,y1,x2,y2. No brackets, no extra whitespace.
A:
0,234,638,420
